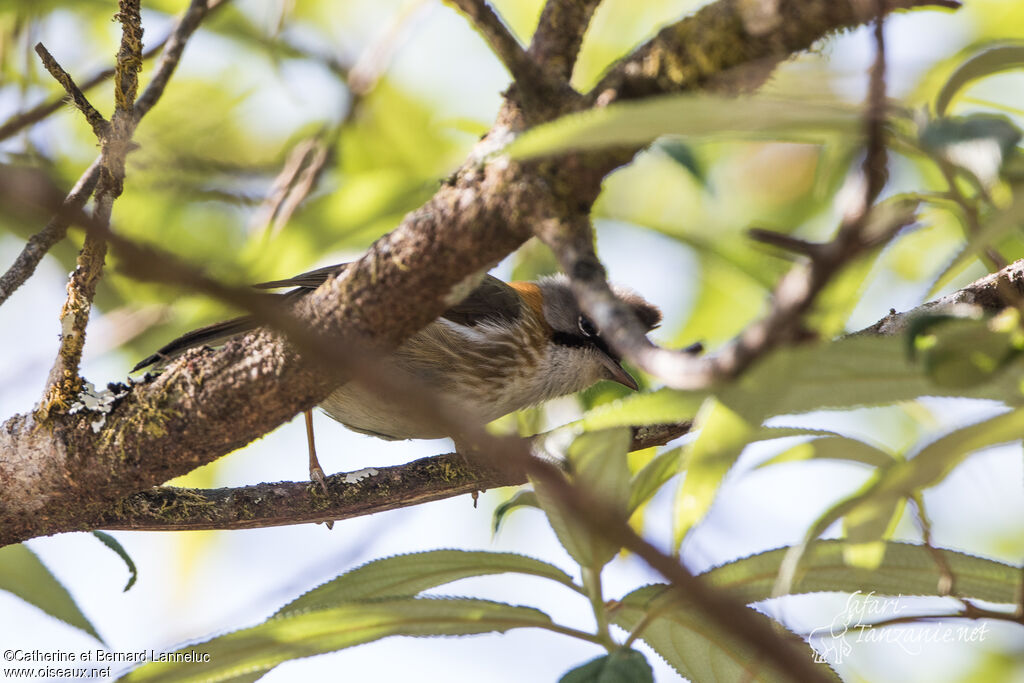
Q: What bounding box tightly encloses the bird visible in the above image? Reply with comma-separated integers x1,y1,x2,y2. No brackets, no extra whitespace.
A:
133,263,662,490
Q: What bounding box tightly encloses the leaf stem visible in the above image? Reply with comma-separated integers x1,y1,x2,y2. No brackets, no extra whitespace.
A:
582,566,617,651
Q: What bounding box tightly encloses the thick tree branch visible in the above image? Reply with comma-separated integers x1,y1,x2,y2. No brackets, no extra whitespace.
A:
94,423,691,532
590,0,959,103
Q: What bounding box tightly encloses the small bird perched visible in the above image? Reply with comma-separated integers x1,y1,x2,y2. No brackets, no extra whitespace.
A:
134,264,662,489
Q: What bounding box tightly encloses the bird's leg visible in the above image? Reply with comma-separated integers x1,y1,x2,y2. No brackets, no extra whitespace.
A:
305,409,328,494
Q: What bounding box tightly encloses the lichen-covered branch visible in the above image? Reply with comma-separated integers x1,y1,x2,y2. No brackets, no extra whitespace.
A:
39,0,144,418
590,0,959,103
93,423,691,532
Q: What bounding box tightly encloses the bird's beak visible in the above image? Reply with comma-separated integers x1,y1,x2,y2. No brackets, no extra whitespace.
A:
598,351,639,391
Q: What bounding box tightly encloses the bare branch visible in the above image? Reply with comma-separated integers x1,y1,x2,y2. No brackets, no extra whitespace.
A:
0,1,224,310
528,0,603,81
39,0,145,416
32,44,109,139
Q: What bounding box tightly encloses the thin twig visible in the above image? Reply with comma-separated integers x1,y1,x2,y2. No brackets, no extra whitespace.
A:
536,1,904,392
0,1,224,310
40,0,145,416
0,0,229,142
32,44,109,139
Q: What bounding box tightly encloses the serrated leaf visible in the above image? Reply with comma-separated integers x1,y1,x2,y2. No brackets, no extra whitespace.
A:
559,649,654,683
756,435,896,470
122,598,554,683
611,586,838,683
935,43,1024,116
492,489,541,536
92,531,138,592
782,407,1024,588
725,335,1024,418
673,398,756,548
533,428,632,569
701,540,1020,604
278,550,579,616
0,543,103,643
580,388,704,431
506,94,860,160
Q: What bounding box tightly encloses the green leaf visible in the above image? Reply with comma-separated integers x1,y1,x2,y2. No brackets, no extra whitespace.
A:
560,649,654,683
580,388,704,431
725,335,1024,418
629,446,683,513
611,587,838,683
492,489,541,535
756,435,896,470
278,550,579,616
122,599,555,683
875,405,1024,496
673,398,756,548
533,428,632,569
92,531,138,592
701,540,1021,604
935,42,1024,115
506,94,860,160
0,543,103,643
781,407,1024,588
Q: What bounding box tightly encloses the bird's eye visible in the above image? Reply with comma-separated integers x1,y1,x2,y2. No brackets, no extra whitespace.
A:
577,315,597,338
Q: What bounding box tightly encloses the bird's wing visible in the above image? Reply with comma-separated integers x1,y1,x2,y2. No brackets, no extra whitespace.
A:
258,265,524,327
134,265,523,371
131,264,352,372
440,274,523,327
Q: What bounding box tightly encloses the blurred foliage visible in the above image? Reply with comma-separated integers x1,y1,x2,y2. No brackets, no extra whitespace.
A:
1,0,1024,682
